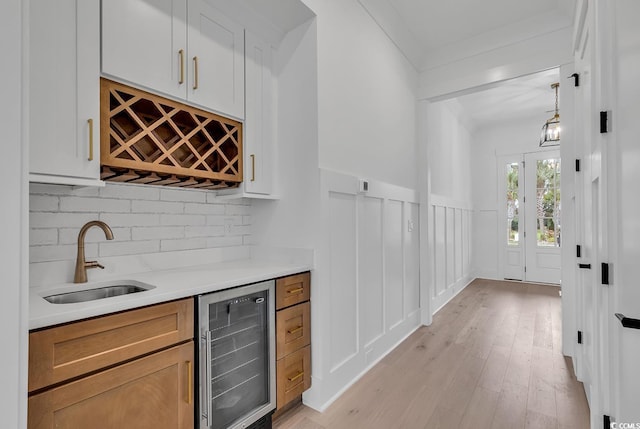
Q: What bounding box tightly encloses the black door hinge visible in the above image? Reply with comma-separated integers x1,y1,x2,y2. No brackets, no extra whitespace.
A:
600,111,610,133
575,159,581,172
578,330,583,344
576,245,582,258
602,263,610,285
604,415,611,429
569,73,580,87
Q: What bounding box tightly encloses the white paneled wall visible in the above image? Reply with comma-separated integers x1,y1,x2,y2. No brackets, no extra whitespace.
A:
29,183,251,267
429,194,473,313
305,169,420,410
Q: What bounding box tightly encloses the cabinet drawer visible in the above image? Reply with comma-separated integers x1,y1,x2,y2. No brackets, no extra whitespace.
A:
275,272,310,310
276,345,311,409
29,342,194,429
276,302,310,359
29,298,193,392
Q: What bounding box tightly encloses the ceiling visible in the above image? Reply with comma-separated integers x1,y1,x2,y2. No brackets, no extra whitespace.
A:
387,0,574,52
452,68,561,129
359,0,575,70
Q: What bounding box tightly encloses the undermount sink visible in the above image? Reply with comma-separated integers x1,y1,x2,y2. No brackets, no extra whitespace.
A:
43,281,154,304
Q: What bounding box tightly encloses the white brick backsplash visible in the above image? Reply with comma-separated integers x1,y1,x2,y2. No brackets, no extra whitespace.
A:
59,227,131,245
229,225,251,236
100,183,160,200
161,214,206,226
30,229,58,246
31,243,98,263
30,212,98,228
132,226,184,241
207,236,243,247
206,215,226,225
184,202,225,215
161,238,207,252
30,183,250,265
100,213,161,227
132,200,184,214
30,195,59,212
99,240,160,257
225,204,250,215
185,225,225,238
60,196,131,213
160,188,206,203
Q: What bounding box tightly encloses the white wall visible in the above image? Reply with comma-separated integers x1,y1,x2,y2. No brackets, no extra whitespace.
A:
422,100,474,313
253,1,422,411
1,0,27,426
426,100,472,203
305,170,421,410
310,0,419,190
29,183,251,285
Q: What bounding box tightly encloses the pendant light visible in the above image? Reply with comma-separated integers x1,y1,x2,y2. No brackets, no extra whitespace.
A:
540,82,560,147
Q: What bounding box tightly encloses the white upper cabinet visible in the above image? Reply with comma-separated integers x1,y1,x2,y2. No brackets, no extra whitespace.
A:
187,0,245,119
29,0,102,186
243,31,274,195
101,0,244,120
101,0,187,101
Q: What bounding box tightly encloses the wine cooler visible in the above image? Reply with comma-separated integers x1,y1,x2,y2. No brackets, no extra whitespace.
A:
197,280,276,429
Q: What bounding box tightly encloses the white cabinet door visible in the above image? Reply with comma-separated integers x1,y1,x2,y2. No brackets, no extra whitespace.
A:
244,32,273,195
101,0,187,100
187,0,245,119
29,0,101,184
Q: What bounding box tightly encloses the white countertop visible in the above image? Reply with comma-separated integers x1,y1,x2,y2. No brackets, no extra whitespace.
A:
29,258,311,330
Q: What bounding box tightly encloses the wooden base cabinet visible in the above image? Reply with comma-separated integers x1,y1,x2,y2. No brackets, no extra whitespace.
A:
28,342,194,429
28,298,194,429
275,272,311,413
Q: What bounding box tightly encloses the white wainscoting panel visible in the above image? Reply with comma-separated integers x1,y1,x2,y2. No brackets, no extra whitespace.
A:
385,199,404,330
328,191,359,370
430,195,474,314
306,169,421,411
359,196,384,347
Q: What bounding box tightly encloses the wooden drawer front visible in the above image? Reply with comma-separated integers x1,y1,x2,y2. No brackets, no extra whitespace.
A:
275,272,310,310
28,342,194,429
29,298,194,392
276,302,310,359
276,345,311,409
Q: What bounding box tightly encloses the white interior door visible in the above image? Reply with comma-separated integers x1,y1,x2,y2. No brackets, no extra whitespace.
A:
613,0,640,423
573,2,609,424
524,150,562,284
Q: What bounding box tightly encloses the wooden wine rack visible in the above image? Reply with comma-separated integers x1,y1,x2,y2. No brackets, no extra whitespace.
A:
100,78,242,189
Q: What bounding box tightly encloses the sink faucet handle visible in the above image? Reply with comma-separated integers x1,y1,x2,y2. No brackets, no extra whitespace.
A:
85,261,105,270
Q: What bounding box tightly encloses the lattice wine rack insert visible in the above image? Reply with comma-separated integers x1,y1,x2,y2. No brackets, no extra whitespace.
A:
100,78,242,189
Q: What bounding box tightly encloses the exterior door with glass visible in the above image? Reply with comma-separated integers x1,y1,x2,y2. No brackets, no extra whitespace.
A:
523,151,561,284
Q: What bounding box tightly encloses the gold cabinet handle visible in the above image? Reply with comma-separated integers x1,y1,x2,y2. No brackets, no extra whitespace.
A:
287,287,304,295
287,326,303,335
87,118,94,161
250,154,255,181
186,361,192,404
193,56,199,90
288,371,304,382
178,49,185,84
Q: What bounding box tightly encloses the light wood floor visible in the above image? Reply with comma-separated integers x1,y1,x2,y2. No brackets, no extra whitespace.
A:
273,279,590,429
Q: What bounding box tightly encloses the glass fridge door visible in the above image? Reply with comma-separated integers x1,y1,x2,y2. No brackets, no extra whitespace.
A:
199,281,275,429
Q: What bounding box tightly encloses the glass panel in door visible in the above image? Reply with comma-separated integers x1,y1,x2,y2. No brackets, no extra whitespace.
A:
207,290,270,429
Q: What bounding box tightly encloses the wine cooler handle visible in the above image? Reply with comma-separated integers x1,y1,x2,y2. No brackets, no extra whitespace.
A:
204,331,213,427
